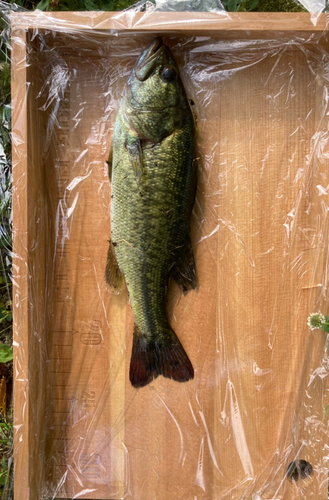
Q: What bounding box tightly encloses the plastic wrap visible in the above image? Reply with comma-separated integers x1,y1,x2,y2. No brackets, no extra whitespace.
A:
8,5,329,500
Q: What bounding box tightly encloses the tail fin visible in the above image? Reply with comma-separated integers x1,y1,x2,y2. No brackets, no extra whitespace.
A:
129,326,194,388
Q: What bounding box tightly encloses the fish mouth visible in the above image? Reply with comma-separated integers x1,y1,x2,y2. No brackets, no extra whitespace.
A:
135,38,165,82
148,37,163,56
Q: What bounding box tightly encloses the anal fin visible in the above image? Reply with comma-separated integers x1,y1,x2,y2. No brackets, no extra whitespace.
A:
171,235,196,294
107,144,113,180
105,239,125,294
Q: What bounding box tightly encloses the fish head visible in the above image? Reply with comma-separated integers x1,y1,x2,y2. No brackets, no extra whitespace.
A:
127,38,186,113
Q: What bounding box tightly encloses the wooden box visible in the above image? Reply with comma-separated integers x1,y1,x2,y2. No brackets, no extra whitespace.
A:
11,11,329,500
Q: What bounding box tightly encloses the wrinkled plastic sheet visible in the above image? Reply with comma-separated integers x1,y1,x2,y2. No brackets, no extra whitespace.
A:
8,7,329,500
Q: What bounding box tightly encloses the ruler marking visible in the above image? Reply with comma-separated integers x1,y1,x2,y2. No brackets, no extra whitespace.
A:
51,384,72,387
51,344,72,347
51,399,73,402
50,358,72,361
47,88,82,488
50,330,71,333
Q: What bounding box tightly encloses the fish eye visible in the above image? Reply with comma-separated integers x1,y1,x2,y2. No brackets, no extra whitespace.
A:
160,66,175,83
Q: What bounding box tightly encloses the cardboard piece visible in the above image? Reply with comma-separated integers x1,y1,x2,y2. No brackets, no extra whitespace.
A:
12,12,329,500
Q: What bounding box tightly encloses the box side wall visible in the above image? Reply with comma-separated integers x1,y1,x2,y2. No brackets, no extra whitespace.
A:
9,12,329,38
25,32,49,498
10,20,329,500
12,26,30,500
13,28,49,500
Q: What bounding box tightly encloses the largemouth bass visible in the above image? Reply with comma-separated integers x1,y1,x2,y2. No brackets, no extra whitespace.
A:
106,38,197,388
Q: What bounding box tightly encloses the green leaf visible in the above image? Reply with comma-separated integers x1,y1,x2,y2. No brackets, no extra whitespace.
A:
0,344,13,363
322,323,329,333
0,311,11,323
227,0,239,10
1,458,6,468
0,309,7,323
36,0,50,10
246,0,259,9
325,404,329,419
84,0,99,8
66,0,80,9
0,474,6,485
101,0,115,9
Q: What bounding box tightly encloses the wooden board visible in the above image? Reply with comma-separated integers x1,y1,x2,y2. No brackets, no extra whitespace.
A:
11,12,329,500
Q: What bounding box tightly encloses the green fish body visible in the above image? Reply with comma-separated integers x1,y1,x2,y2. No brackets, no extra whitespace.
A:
106,39,197,388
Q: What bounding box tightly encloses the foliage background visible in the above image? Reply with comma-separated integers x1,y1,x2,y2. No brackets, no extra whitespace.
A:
0,0,312,497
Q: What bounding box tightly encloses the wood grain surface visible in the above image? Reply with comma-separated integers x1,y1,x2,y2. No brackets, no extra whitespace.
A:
12,15,329,500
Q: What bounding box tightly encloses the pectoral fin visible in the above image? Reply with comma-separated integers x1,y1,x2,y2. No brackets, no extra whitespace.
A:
125,135,143,184
171,235,196,294
107,145,113,180
105,240,125,294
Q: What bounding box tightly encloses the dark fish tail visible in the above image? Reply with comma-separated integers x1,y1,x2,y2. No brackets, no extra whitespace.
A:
129,325,194,388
